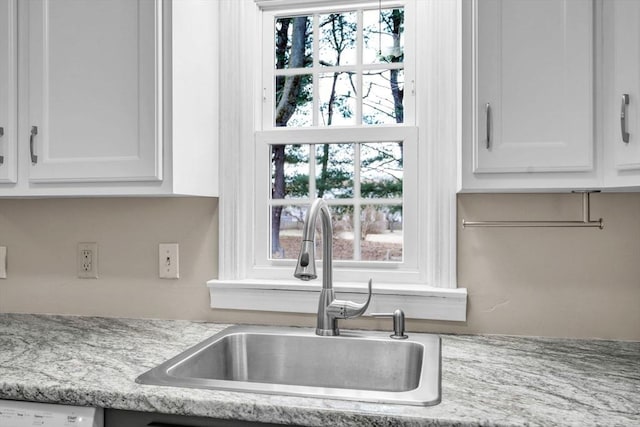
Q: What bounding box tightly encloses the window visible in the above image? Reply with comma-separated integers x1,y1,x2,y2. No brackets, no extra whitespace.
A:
257,127,417,284
210,0,466,321
257,1,420,284
265,6,408,267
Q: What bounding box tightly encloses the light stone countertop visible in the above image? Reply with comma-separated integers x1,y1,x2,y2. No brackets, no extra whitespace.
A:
0,314,638,426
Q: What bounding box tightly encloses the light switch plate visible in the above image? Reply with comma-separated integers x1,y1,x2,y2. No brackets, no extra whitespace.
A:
159,243,179,279
0,246,6,279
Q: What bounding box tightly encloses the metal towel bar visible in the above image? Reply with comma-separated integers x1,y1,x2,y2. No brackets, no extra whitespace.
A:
462,191,604,229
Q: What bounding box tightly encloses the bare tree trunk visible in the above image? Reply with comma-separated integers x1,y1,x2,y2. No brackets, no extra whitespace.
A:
318,14,345,199
318,70,340,198
275,18,308,123
390,69,403,123
271,146,286,257
389,9,404,163
389,9,404,124
272,17,308,257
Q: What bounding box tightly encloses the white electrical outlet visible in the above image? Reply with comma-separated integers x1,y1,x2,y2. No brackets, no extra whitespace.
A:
159,243,179,279
77,242,98,279
0,246,7,279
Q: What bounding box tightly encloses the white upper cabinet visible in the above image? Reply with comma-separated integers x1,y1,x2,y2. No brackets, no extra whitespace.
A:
0,0,218,197
0,0,17,184
27,0,160,184
603,0,640,188
476,0,593,173
461,0,599,191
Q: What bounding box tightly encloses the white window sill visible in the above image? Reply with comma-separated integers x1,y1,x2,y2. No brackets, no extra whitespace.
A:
207,279,467,321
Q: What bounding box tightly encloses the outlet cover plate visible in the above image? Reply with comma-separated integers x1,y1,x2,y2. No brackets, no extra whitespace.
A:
78,242,98,279
0,246,6,279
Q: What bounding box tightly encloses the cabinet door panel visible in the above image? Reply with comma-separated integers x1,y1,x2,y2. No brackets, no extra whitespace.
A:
0,0,17,183
611,0,640,171
473,0,593,173
27,0,161,183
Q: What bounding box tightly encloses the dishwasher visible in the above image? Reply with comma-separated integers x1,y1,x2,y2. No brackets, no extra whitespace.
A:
0,400,103,426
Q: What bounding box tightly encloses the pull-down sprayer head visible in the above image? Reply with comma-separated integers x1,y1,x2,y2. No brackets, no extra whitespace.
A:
293,199,331,283
294,240,317,281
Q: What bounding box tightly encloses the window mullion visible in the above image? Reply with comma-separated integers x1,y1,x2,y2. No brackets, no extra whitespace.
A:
312,14,320,127
263,12,274,128
270,197,404,207
309,144,317,198
353,143,362,260
356,9,363,125
353,203,362,262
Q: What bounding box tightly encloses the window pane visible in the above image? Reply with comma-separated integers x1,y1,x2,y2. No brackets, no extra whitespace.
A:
360,142,403,198
330,204,355,261
275,74,313,127
362,69,404,125
271,144,310,200
319,12,357,66
363,8,404,64
270,203,403,262
361,205,403,262
271,204,329,261
275,16,312,69
271,204,310,259
273,203,357,262
315,143,354,199
318,72,357,126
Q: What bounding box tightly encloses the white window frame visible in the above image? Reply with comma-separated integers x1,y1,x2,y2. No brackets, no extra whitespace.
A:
255,127,418,284
208,0,466,321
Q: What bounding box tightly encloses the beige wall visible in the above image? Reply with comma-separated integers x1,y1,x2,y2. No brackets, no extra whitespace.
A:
0,194,638,340
455,193,640,341
0,198,219,320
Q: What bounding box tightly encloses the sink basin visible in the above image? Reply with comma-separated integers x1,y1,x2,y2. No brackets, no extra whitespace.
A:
137,325,441,406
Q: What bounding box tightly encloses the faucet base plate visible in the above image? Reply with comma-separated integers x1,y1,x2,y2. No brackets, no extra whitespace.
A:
316,328,339,336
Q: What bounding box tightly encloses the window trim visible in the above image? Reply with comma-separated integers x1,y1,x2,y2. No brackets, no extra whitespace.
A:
208,279,467,321
210,0,465,321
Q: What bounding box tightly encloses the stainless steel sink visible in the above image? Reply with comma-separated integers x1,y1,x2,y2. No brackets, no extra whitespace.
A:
136,325,441,406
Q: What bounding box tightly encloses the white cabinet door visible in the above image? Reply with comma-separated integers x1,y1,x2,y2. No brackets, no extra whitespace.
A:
0,0,17,183
472,0,593,174
26,0,161,183
605,0,640,186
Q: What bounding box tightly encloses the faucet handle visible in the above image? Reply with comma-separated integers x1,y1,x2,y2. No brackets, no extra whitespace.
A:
371,309,408,339
327,279,373,319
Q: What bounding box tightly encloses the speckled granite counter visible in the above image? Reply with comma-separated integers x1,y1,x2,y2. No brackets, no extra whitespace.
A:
0,314,638,426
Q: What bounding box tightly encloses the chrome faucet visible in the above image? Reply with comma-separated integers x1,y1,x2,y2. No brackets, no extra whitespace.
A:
294,198,372,336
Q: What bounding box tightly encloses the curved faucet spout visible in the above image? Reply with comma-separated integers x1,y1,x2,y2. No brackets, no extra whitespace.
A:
293,199,373,336
294,199,333,287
